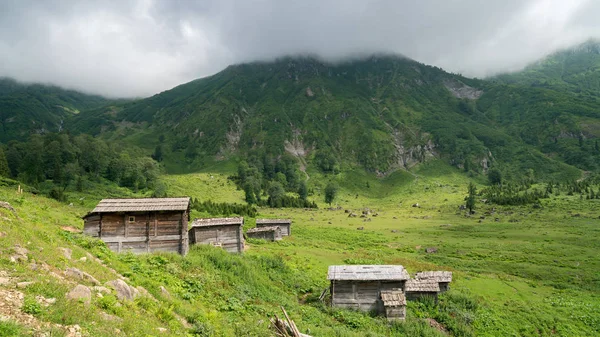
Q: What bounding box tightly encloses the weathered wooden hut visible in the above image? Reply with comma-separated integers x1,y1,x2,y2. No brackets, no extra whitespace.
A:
379,289,406,320
256,219,291,236
404,278,441,301
188,217,244,253
327,265,410,312
415,271,453,292
246,226,282,241
82,198,190,255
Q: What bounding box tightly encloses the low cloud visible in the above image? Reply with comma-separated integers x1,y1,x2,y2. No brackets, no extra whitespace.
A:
1,0,599,97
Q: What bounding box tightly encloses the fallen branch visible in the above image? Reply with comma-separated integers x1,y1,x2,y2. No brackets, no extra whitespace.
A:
270,306,312,337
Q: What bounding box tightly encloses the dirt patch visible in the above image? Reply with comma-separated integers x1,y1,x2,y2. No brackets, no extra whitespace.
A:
60,226,81,233
426,318,448,334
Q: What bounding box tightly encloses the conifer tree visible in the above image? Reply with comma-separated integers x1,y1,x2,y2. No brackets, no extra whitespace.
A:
465,182,476,213
0,147,9,178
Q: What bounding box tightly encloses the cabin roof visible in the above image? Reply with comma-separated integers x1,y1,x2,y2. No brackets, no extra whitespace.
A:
256,219,291,225
90,198,190,213
190,217,244,227
327,265,410,281
246,226,280,233
404,279,441,292
380,289,406,306
415,271,453,283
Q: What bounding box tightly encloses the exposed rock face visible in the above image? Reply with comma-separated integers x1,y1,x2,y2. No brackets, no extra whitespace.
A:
443,79,483,99
66,285,91,305
306,86,314,97
390,130,437,170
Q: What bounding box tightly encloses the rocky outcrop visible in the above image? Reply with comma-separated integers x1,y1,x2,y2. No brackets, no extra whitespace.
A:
443,79,483,99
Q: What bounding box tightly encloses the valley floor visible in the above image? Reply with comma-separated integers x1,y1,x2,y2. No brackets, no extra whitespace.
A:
0,166,598,336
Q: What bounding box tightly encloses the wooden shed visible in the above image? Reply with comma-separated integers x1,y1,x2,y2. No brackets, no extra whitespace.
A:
380,289,407,320
188,217,244,253
82,198,190,255
404,278,441,301
246,226,282,241
256,219,291,236
415,271,453,292
327,265,410,312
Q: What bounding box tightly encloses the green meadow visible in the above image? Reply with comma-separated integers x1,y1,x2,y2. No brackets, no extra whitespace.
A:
0,160,599,336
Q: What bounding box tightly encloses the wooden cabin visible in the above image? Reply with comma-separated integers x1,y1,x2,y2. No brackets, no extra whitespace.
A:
327,265,410,312
256,219,291,236
415,271,453,292
82,198,190,256
188,217,244,253
246,226,282,241
404,279,441,301
380,290,406,320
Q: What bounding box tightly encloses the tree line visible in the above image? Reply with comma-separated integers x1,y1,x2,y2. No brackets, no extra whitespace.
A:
232,153,317,208
0,133,161,201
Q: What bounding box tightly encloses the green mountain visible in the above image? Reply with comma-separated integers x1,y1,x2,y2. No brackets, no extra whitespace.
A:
72,52,600,180
495,39,600,96
0,78,110,142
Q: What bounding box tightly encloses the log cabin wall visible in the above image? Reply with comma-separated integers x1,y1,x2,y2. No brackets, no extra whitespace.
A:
189,224,243,253
83,210,189,255
255,220,291,236
330,280,405,312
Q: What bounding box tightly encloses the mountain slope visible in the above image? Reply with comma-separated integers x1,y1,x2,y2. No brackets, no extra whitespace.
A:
0,78,111,142
73,54,595,180
495,39,600,96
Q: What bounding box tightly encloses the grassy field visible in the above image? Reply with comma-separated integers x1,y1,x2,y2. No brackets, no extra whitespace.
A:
0,161,599,336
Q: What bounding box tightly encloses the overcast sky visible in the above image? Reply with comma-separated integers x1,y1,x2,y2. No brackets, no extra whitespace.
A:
1,0,600,98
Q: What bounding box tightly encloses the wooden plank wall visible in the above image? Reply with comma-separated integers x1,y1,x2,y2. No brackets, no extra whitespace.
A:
247,230,278,241
88,211,189,255
257,223,290,236
191,225,243,253
278,224,290,236
331,280,404,312
83,215,101,237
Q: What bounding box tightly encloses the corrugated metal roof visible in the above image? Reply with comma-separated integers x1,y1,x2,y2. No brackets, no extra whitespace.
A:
415,271,453,283
327,265,410,281
190,217,244,227
246,226,280,233
256,219,291,225
404,279,440,292
91,198,190,213
380,290,406,306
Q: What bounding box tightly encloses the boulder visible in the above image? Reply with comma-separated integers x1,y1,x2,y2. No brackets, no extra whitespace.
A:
426,247,438,254
92,286,111,294
59,247,72,260
65,267,100,285
16,281,34,288
357,227,364,230
106,279,136,301
66,285,91,305
159,286,171,299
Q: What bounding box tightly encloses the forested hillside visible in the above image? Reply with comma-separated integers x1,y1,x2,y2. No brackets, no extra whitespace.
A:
71,51,600,181
0,78,111,142
2,41,600,182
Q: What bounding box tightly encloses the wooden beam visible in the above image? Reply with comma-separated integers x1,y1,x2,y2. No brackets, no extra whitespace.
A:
102,235,183,243
124,214,128,237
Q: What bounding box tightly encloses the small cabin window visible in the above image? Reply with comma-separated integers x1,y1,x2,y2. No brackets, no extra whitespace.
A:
128,216,135,223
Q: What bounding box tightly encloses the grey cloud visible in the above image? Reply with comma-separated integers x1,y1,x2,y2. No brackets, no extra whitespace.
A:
0,0,599,97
